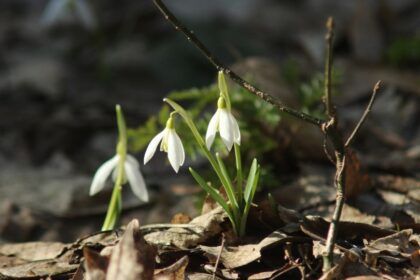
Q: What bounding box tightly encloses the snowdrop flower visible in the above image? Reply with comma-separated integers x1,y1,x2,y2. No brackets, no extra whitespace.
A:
206,96,240,151
90,154,149,202
42,0,96,30
144,115,185,173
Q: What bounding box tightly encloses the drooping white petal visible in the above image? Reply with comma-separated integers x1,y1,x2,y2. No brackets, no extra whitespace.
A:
206,110,220,149
124,160,149,202
167,129,184,173
144,130,165,164
173,130,185,166
89,155,119,196
219,109,234,151
230,113,241,145
111,155,139,183
42,0,68,25
74,0,96,30
126,154,140,168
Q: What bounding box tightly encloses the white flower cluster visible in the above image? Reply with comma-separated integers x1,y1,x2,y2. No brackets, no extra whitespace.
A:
89,90,240,205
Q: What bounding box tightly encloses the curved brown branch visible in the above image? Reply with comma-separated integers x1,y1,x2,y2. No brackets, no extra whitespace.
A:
153,0,323,127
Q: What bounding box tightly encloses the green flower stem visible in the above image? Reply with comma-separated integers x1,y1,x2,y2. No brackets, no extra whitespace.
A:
101,105,127,231
218,71,231,110
101,150,125,230
101,171,123,231
234,143,243,205
164,98,240,224
116,105,127,154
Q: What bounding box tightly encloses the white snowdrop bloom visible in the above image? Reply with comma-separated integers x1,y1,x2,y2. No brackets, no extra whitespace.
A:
89,154,148,202
206,97,240,151
144,116,185,173
42,0,96,30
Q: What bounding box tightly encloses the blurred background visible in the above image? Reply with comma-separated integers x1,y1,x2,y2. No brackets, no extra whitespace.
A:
0,0,419,243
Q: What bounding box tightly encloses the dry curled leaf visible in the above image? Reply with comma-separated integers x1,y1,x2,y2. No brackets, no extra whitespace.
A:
106,219,156,280
83,219,157,280
83,247,108,280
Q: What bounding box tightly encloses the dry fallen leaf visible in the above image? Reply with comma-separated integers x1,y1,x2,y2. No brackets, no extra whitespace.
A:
184,272,223,280
154,255,189,280
364,229,419,264
410,249,420,268
144,207,227,249
0,258,79,279
199,230,292,269
345,149,371,199
0,241,67,261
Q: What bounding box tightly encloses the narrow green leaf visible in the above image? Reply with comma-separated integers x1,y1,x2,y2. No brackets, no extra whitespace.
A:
189,168,234,221
239,164,260,236
247,165,260,206
215,153,238,209
244,158,258,203
234,143,243,203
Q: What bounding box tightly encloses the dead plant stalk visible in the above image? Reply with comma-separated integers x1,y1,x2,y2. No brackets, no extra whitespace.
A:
152,0,381,272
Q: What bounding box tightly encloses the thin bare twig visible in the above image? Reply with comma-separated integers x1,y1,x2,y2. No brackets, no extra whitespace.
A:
153,0,323,127
324,17,334,118
345,81,382,147
212,234,225,280
323,149,346,272
321,17,347,272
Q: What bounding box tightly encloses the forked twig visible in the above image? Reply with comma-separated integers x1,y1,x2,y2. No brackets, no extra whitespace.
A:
321,18,381,271
153,0,323,127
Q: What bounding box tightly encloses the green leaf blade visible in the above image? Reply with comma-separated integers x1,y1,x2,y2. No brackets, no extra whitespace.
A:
244,158,258,203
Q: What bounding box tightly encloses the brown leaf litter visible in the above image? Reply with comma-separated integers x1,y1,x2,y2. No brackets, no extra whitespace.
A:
0,202,419,279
